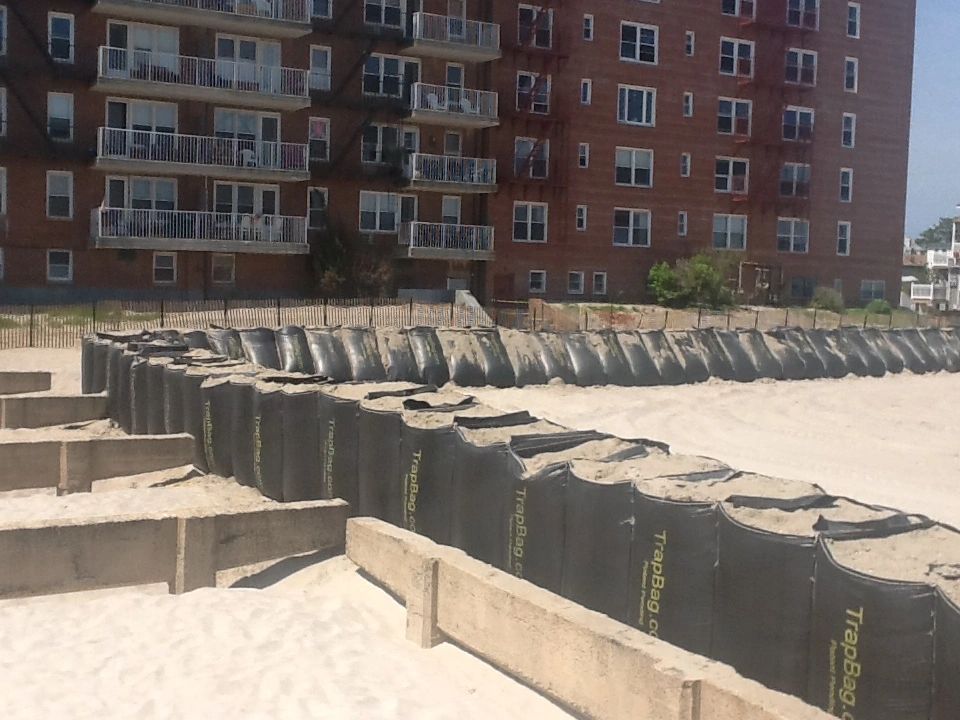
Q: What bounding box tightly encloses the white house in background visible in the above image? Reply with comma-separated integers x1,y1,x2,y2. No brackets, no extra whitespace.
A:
905,215,960,312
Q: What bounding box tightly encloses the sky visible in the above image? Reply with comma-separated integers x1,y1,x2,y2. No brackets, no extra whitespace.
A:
905,0,960,237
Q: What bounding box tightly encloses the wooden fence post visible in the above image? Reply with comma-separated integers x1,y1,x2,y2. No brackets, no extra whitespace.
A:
223,298,229,327
92,301,97,333
409,297,414,326
697,306,702,328
28,305,35,348
276,298,282,328
159,299,164,328
754,310,759,330
726,309,731,330
322,298,328,326
663,309,669,330
784,307,789,327
812,307,817,329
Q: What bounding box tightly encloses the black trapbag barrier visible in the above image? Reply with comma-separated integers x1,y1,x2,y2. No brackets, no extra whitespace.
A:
91,339,111,394
736,329,783,380
920,328,960,372
183,330,211,350
711,329,759,382
200,376,239,477
499,330,549,387
206,328,244,359
860,327,905,374
638,330,686,385
306,328,351,382
530,331,577,384
450,413,539,568
806,526,937,720
81,336,95,394
251,383,284,500
281,385,325,501
934,592,960,720
940,328,960,367
505,455,568,594
777,328,831,378
117,351,136,433
129,357,150,435
317,389,361,509
588,331,636,386
275,326,315,374
689,329,737,381
376,329,421,382
397,397,478,542
666,331,711,383
713,495,838,697
341,327,388,381
474,328,517,387
146,359,169,435
826,328,872,377
230,376,258,487
839,327,886,377
884,329,928,374
408,327,450,386
804,329,852,378
239,327,281,369
899,327,942,373
562,466,635,623
105,343,123,420
762,330,817,380
438,330,486,387
181,369,210,471
616,332,663,386
563,332,607,386
162,363,187,434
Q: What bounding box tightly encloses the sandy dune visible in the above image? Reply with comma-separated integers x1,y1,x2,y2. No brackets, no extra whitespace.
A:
0,348,82,395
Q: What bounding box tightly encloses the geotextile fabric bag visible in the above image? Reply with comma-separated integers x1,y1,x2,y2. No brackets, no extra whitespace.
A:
586,331,635,386
665,331,711,384
340,327,387,381
407,327,450,386
920,328,960,372
473,328,516,387
239,327,281,369
251,381,284,499
861,327,905,374
616,331,663,385
883,329,928,375
562,332,607,386
530,331,577,384
306,328,351,382
899,328,941,373
129,357,150,434
777,328,830,378
638,330,686,385
736,329,782,380
275,326,315,374
281,384,326,501
146,357,172,434
117,351,136,433
200,376,236,477
317,386,361,510
230,376,258,488
498,329,549,386
712,329,760,382
762,330,817,380
437,329,486,387
689,329,737,382
206,328,244,359
375,328,421,382
838,327,886,377
804,329,851,379
934,592,960,720
821,329,870,378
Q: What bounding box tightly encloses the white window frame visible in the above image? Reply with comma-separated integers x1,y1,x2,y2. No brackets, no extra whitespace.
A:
684,30,695,56
715,157,749,194
575,205,587,231
620,21,659,65
717,97,752,136
780,163,811,197
48,12,75,64
211,253,235,285
312,0,333,19
787,0,820,30
583,14,594,41
615,146,654,188
785,48,817,86
612,207,651,248
592,271,607,296
578,142,590,168
46,249,73,284
860,280,885,303
783,105,815,142
847,2,861,38
680,152,691,178
844,56,859,93
719,37,754,78
518,4,554,49
713,213,747,251
308,186,328,229
513,201,549,243
361,123,416,165
47,92,74,142
839,168,854,203
721,0,756,19
617,84,656,127
363,0,403,28
777,217,810,254
362,53,418,97
516,71,551,114
580,78,592,105
0,167,5,216
837,221,851,256
46,171,73,220
514,137,549,179
309,45,332,91
567,271,585,295
842,113,857,148
152,251,177,285
678,211,688,237
0,6,6,56
359,190,399,233
683,91,694,117
528,270,547,294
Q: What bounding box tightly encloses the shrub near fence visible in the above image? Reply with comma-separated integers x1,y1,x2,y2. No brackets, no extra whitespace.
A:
0,298,494,349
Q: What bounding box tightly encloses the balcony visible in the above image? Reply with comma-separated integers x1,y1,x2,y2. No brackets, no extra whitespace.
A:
399,222,494,261
94,47,310,111
407,83,499,128
96,128,309,182
927,250,957,269
404,12,501,62
92,0,311,38
403,153,496,193
910,283,948,302
91,207,309,254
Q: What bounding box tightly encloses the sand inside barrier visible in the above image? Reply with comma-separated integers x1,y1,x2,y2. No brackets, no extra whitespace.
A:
722,497,897,537
639,471,818,503
571,452,727,486
457,419,566,447
520,437,639,474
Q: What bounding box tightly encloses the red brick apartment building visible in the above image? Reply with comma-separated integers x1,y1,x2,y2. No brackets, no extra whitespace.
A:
0,0,914,304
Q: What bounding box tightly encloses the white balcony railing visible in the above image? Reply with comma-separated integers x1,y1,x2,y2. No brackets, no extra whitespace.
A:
927,250,956,269
409,12,500,52
97,46,308,100
400,221,493,254
97,127,308,173
94,207,307,247
107,0,310,23
910,283,948,301
409,82,498,121
405,153,496,186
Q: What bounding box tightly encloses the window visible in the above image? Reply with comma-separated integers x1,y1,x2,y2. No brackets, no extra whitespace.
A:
518,5,553,49
47,93,73,141
685,31,695,57
719,38,754,78
211,254,235,284
309,46,331,91
844,57,859,92
48,13,74,63
0,6,6,55
364,0,401,27
0,248,4,281
578,143,589,168
359,191,399,233
785,49,817,86
615,147,653,188
583,14,594,41
783,106,814,141
399,194,417,224
529,270,546,293
46,250,72,283
683,92,694,117
444,131,462,156
0,87,5,136
592,272,607,295
362,124,416,164
580,79,592,105
678,211,688,237
721,0,755,18
46,171,73,219
787,0,819,29
446,63,464,89
312,0,332,18
568,271,584,295
842,113,857,148
620,22,658,64
837,222,851,256
715,157,749,194
777,218,810,253
617,85,656,126
0,167,5,215
153,252,176,285
847,2,861,38
308,187,328,229
713,214,747,250
513,202,548,242
514,137,549,178
860,280,885,303
680,153,691,177
717,98,752,136
362,54,417,97
790,277,816,303
441,195,461,225
308,117,329,161
517,72,551,114
131,178,176,209
575,205,587,231
839,168,853,202
780,163,811,197
613,208,651,247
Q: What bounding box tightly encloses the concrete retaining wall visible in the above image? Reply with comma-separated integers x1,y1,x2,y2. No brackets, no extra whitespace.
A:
0,394,107,428
346,518,830,720
0,372,51,395
0,500,348,598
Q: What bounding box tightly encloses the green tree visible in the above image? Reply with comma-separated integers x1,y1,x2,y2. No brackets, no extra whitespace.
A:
915,217,955,250
674,253,734,308
647,262,687,307
810,287,844,313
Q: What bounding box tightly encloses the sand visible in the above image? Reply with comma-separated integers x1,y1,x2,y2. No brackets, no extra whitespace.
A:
0,348,82,395
0,558,572,719
323,381,420,401
520,437,637,473
571,452,727,486
0,418,126,443
639,471,818,503
471,373,960,527
722,497,896,537
457,418,566,447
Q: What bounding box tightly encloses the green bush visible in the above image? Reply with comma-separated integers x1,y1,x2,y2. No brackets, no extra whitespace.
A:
864,299,893,315
675,253,734,308
810,287,845,313
647,262,687,308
